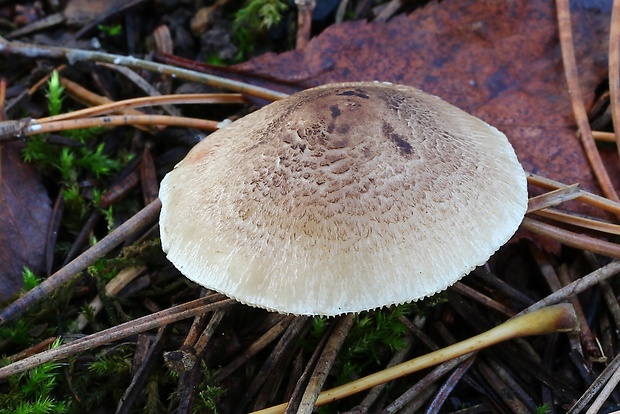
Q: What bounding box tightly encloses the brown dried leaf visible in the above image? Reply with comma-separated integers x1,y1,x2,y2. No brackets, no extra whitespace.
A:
235,0,617,196
0,143,52,302
63,0,127,26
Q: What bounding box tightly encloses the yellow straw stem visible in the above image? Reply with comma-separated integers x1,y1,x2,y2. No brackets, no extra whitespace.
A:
252,304,578,414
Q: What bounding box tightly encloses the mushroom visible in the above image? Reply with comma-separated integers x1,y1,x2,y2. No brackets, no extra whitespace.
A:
159,81,527,316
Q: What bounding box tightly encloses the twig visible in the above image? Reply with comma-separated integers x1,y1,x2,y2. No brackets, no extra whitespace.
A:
20,114,219,138
296,314,356,414
381,353,472,414
593,131,616,142
527,172,620,216
0,198,162,325
598,279,620,333
568,351,620,413
0,38,289,101
451,282,515,317
116,326,168,414
214,316,295,383
57,76,160,133
73,266,147,331
475,358,533,413
530,208,620,236
283,321,332,413
527,184,582,212
0,294,231,379
35,93,246,124
521,217,620,258
609,0,620,156
295,0,315,49
557,265,604,361
5,337,58,363
357,335,414,410
556,0,620,203
251,304,578,414
425,354,477,413
472,267,535,308
194,308,226,355
140,147,159,205
0,77,6,116
585,367,620,414
242,316,310,412
95,62,177,114
176,307,229,413
517,260,620,315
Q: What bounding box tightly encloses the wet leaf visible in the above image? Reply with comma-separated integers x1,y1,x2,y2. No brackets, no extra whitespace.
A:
64,0,128,26
0,143,52,302
235,0,617,196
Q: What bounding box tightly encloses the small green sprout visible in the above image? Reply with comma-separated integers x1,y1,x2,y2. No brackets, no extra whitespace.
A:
233,0,288,55
197,385,225,413
194,362,225,413
97,24,122,36
0,319,31,347
334,305,410,384
46,70,64,116
21,267,42,291
24,73,121,222
87,352,132,376
0,338,68,414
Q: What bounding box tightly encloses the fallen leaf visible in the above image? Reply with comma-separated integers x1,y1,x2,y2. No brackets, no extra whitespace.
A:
233,0,617,197
0,142,52,302
64,0,130,26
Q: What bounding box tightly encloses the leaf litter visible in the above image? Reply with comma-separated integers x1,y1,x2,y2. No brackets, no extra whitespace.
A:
232,0,617,196
0,0,620,412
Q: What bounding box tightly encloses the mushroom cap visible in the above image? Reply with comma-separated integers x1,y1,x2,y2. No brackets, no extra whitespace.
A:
159,82,527,316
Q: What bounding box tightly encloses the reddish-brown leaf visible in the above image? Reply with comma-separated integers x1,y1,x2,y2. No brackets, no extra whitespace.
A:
0,143,52,302
63,0,128,25
234,0,617,196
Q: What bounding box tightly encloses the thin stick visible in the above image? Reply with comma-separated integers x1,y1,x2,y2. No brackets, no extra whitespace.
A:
0,39,289,102
527,184,581,213
609,0,620,156
0,77,6,115
251,304,578,414
557,265,603,361
518,260,620,315
556,0,620,203
585,363,620,414
57,76,159,133
451,282,515,317
214,316,295,383
568,351,620,413
592,131,616,142
5,337,58,363
381,353,471,414
425,354,477,413
297,314,356,413
530,208,620,236
0,294,231,379
295,0,314,49
24,114,219,136
521,217,620,258
0,198,162,325
73,266,147,331
35,93,246,124
527,172,620,216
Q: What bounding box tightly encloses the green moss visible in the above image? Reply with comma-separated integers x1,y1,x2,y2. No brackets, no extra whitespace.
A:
0,339,68,414
233,0,288,56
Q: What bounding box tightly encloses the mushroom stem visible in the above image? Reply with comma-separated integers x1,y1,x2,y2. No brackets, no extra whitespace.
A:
251,304,578,414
